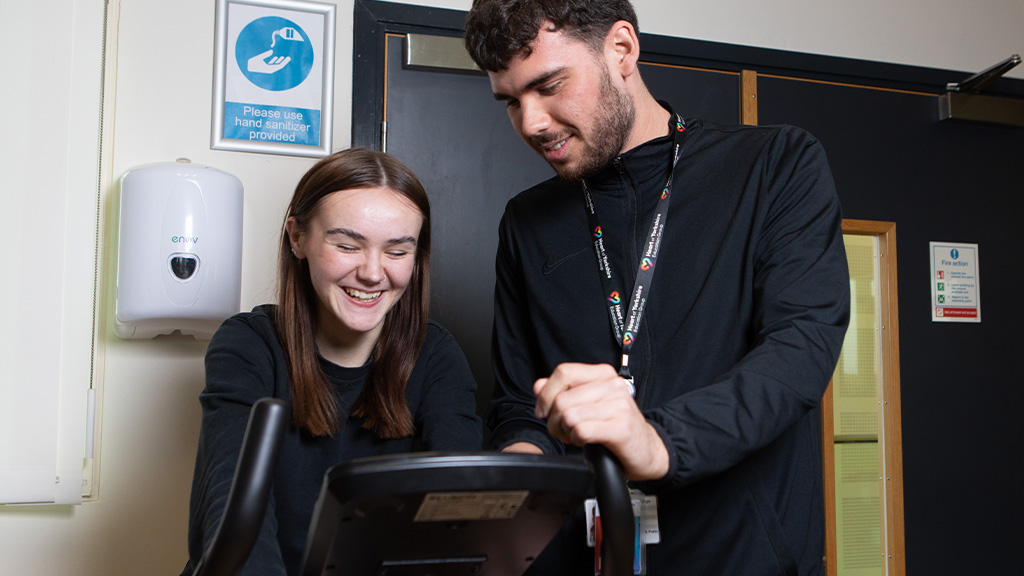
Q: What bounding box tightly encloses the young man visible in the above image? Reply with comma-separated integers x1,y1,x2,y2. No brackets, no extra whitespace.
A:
465,1,850,574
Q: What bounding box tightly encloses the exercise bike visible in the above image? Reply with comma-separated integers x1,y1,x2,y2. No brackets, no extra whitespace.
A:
191,398,635,576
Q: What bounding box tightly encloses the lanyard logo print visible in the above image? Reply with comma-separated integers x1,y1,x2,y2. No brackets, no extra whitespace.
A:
582,115,686,382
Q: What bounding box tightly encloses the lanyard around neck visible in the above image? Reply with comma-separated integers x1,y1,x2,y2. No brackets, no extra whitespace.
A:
581,115,687,388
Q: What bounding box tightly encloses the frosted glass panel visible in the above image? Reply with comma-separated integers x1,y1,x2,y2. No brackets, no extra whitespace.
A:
831,233,883,576
833,235,880,440
835,443,882,575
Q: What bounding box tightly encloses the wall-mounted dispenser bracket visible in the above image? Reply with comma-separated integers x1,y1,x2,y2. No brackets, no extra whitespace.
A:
939,54,1024,128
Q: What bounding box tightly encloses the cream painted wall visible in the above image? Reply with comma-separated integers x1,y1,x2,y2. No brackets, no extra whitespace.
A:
1,0,1020,574
645,0,1024,81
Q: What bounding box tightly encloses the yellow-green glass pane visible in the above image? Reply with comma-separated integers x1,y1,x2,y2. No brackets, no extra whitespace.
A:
832,233,884,576
835,442,883,575
834,235,880,440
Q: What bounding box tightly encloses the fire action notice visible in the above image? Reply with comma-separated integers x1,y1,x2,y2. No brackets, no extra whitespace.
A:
930,242,981,323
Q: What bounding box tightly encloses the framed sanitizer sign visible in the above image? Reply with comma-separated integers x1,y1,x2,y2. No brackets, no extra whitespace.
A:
212,0,335,157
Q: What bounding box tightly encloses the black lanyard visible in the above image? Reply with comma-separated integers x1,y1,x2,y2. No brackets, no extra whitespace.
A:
582,115,686,392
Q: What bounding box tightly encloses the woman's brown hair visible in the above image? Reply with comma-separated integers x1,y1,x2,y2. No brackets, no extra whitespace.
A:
276,148,430,438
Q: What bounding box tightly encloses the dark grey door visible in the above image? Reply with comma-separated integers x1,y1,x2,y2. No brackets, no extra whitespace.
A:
355,6,1024,571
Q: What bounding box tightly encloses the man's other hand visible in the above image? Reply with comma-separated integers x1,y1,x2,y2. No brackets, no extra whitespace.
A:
502,442,544,454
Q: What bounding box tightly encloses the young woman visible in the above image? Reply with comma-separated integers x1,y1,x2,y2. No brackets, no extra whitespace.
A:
182,148,482,575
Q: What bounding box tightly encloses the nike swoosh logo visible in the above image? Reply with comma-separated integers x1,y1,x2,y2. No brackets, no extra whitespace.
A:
542,248,587,275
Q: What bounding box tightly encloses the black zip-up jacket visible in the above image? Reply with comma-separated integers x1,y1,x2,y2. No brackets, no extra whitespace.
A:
489,114,850,575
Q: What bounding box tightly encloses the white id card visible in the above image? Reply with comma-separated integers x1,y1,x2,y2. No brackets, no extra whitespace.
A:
584,490,660,575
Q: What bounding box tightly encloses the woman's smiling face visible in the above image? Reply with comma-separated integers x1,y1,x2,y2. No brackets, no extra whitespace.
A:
288,186,423,355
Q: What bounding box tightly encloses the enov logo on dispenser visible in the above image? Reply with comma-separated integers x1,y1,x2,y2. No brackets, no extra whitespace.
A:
172,236,199,244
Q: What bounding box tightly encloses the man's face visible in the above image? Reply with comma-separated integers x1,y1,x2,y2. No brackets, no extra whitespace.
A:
489,27,635,181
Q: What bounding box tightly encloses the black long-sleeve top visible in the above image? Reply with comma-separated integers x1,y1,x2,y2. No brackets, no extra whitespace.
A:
489,114,850,575
183,305,482,576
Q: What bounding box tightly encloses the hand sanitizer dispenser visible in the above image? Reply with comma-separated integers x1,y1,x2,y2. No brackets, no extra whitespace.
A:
115,160,243,339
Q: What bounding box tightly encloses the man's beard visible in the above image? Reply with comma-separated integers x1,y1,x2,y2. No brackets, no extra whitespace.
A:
552,69,635,181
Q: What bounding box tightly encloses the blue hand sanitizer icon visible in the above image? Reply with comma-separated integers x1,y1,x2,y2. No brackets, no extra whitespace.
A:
235,16,314,91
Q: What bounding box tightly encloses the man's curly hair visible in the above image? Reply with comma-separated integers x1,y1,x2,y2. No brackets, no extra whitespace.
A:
464,0,639,72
